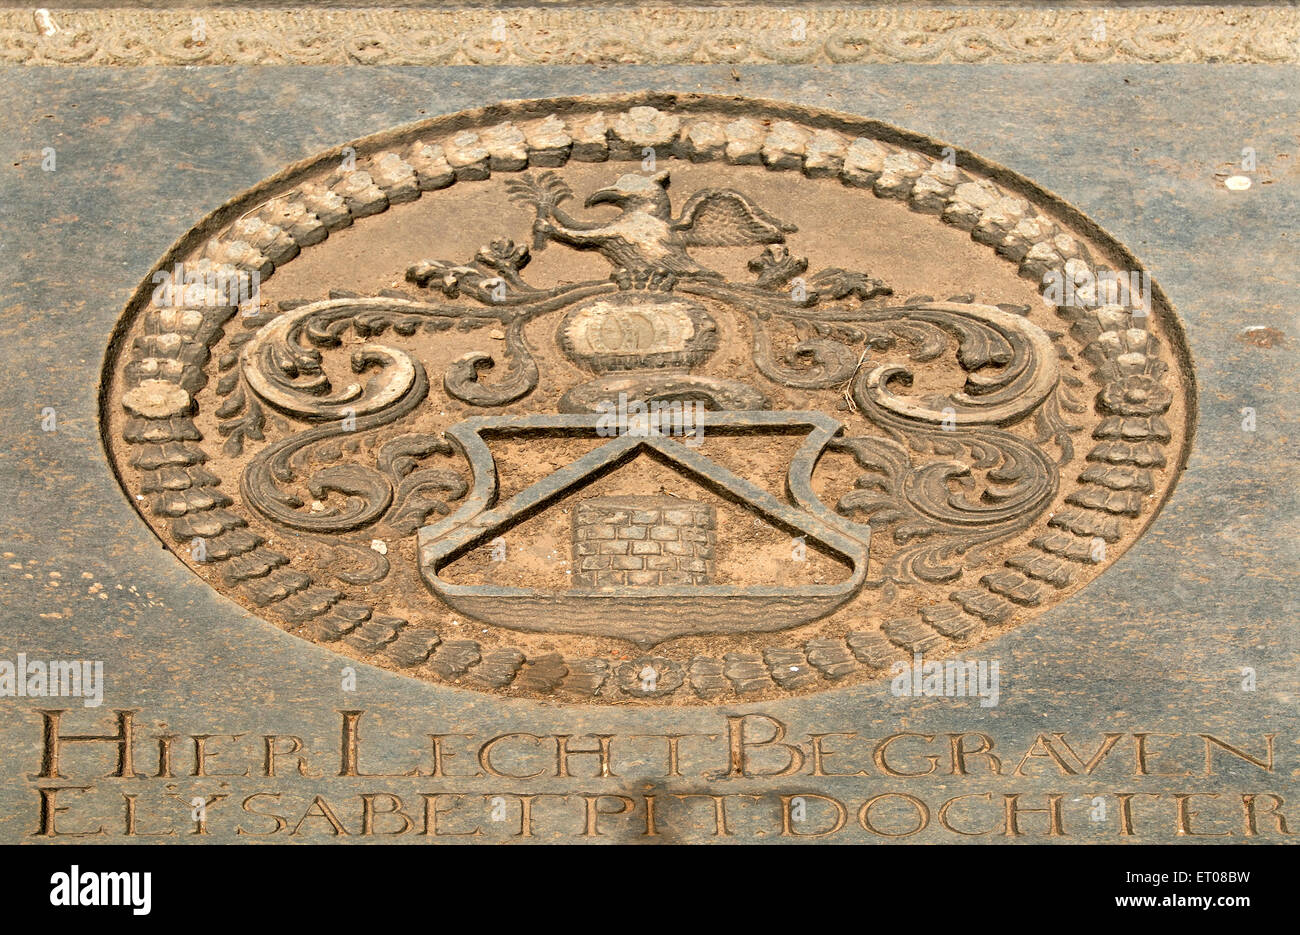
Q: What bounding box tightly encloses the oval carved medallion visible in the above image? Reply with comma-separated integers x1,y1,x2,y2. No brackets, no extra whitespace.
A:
101,94,1195,704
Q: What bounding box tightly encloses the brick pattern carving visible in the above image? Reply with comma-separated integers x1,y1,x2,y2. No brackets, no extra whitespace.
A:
573,497,715,588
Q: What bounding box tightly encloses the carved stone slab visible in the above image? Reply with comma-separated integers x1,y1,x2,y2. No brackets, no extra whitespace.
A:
3,55,1296,848
99,94,1194,704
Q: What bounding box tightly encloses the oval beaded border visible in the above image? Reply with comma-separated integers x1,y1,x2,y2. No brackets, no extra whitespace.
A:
99,93,1196,704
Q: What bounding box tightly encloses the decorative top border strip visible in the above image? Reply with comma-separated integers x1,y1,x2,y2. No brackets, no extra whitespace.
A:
6,6,1298,66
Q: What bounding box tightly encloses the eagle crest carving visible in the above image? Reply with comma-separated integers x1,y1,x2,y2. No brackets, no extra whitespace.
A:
506,170,796,278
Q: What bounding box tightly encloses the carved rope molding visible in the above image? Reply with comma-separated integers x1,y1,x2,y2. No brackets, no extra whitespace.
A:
109,97,1186,702
6,6,1298,66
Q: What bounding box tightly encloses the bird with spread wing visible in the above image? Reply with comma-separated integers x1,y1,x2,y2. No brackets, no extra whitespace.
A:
506,170,797,279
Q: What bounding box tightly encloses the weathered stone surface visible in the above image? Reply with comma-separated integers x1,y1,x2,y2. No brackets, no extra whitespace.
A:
0,62,1292,846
